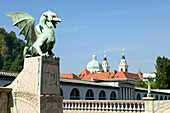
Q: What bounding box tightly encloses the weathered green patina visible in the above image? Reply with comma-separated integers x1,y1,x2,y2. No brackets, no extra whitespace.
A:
143,78,153,97
5,10,61,59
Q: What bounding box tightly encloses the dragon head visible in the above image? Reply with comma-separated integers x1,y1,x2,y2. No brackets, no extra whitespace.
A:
43,10,62,28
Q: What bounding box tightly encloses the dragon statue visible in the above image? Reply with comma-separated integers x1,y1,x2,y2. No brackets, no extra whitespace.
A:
5,10,62,59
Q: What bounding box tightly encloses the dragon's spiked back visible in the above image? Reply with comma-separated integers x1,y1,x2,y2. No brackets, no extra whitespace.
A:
5,12,37,45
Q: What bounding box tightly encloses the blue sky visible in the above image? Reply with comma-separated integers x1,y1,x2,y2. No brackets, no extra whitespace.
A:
1,0,170,74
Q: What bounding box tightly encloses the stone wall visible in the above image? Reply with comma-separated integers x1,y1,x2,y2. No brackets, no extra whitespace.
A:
7,56,63,113
0,87,11,113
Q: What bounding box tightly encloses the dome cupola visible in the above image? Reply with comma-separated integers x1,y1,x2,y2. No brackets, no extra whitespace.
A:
86,53,103,73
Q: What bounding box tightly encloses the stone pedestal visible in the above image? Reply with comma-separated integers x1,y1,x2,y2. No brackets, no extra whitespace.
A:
8,56,63,113
143,97,155,113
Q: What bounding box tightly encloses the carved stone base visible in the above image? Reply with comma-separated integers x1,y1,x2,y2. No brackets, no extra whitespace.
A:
7,56,63,113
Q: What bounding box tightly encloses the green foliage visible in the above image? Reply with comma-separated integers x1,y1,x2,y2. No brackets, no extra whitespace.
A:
136,80,147,88
0,28,26,72
155,56,170,89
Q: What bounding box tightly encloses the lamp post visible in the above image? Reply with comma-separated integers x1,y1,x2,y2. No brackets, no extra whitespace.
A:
143,73,156,97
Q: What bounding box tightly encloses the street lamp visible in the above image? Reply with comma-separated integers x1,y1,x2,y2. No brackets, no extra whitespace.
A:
143,73,156,97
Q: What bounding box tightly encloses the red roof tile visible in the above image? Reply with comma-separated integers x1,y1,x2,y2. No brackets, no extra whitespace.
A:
60,73,80,80
77,68,90,78
137,72,143,79
81,71,141,81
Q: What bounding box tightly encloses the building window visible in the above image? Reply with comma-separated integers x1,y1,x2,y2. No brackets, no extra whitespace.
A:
155,95,158,100
125,68,127,72
168,96,170,100
85,89,94,100
99,90,106,100
144,94,147,97
136,93,141,100
165,96,167,100
160,96,163,100
70,88,80,100
121,68,123,72
110,91,116,100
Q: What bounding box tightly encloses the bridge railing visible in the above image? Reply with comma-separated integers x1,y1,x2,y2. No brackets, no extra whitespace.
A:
63,100,145,113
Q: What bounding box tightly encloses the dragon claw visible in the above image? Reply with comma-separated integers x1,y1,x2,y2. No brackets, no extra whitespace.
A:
53,56,60,59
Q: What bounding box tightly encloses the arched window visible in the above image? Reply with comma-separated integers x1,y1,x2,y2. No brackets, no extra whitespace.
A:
155,95,158,100
121,68,123,72
136,93,141,100
99,90,106,100
125,68,127,72
110,91,116,100
160,96,163,100
164,96,167,100
85,89,94,100
60,88,63,97
144,94,147,97
70,88,80,100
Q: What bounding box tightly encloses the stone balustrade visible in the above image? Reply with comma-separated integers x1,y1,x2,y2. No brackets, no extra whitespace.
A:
63,100,145,113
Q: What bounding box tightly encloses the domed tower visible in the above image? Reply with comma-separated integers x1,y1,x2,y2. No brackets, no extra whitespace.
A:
119,49,128,72
86,53,103,73
102,51,110,72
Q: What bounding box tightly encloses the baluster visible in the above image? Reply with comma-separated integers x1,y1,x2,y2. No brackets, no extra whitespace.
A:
113,102,116,112
74,102,77,111
98,102,101,111
121,102,124,112
109,102,113,112
137,103,140,112
78,102,81,111
106,102,109,112
116,103,120,112
84,102,87,111
95,102,98,112
91,102,94,111
103,102,105,111
127,103,130,112
124,103,128,112
86,102,88,111
87,102,90,111
67,102,70,111
129,103,132,112
134,103,137,112
64,102,67,110
81,102,84,111
71,102,74,111
141,103,145,112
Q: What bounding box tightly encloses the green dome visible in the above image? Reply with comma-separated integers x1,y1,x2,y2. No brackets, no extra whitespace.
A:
87,60,102,68
86,53,102,68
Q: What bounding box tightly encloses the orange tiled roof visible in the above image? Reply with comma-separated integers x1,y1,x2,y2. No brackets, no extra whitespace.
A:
137,72,143,79
81,71,141,81
60,73,80,80
77,68,90,78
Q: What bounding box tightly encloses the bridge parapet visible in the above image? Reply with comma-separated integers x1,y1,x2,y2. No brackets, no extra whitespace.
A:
63,100,145,113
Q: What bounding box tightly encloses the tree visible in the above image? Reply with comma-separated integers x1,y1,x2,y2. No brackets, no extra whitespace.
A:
136,80,147,88
0,28,26,72
155,56,170,89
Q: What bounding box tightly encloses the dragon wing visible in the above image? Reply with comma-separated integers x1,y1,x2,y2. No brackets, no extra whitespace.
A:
5,12,37,45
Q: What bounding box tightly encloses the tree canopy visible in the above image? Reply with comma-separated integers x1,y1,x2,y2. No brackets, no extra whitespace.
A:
154,56,170,89
0,28,26,72
136,56,170,89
